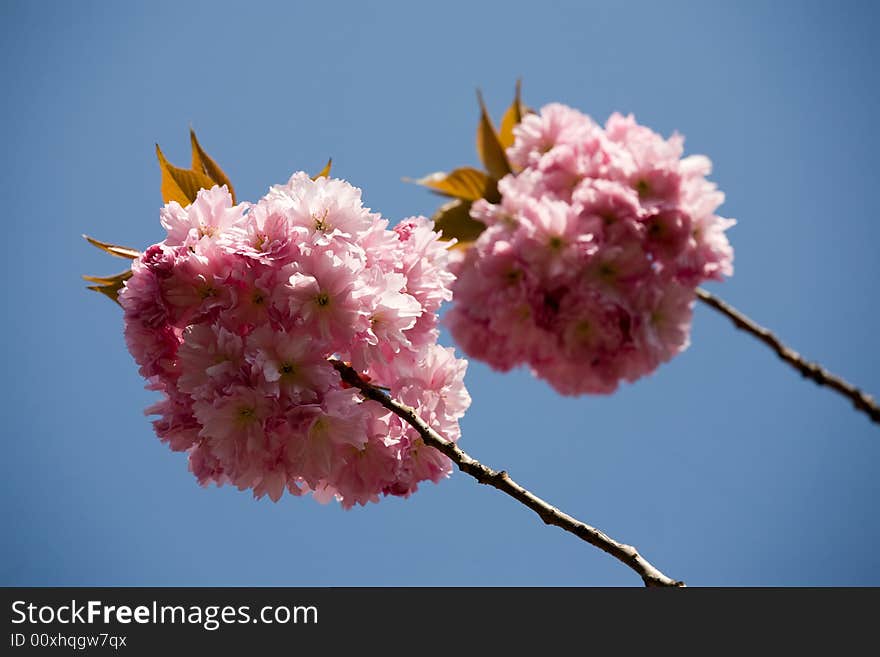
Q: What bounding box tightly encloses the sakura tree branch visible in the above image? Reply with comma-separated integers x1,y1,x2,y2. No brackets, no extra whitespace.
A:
696,288,880,425
330,359,685,588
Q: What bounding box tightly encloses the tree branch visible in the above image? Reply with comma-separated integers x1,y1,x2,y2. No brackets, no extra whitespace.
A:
696,288,880,425
330,359,685,588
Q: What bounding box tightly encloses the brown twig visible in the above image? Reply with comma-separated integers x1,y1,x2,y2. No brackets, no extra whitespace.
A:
696,288,879,425
330,359,685,588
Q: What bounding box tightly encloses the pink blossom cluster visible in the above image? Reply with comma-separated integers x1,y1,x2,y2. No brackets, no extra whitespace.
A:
119,174,470,507
447,103,735,394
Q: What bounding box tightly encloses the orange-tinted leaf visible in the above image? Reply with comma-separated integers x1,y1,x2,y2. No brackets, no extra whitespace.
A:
414,167,496,202
156,143,216,206
432,199,486,248
499,79,524,149
312,158,332,180
82,273,127,286
83,270,133,305
190,129,236,203
83,235,140,260
476,90,512,180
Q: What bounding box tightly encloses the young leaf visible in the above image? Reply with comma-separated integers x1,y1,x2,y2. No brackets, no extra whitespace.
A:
83,270,133,305
498,79,524,149
312,158,333,180
83,235,140,260
432,199,487,247
189,129,236,203
476,90,513,181
414,167,497,202
156,143,216,206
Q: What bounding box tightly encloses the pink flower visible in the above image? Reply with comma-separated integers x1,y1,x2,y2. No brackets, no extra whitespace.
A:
636,282,695,366
195,385,270,441
245,325,336,401
361,273,423,352
122,173,470,507
284,390,371,487
177,323,244,398
161,243,236,325
380,344,471,444
508,103,598,171
160,185,247,249
286,249,368,347
446,102,734,395
222,204,297,264
513,196,596,280
223,260,284,332
146,393,200,453
264,172,377,247
390,435,453,498
393,217,455,314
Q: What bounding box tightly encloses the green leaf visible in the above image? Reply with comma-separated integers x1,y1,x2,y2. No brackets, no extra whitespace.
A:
190,129,236,203
156,143,217,206
432,199,486,248
312,158,333,180
476,90,512,180
498,79,524,150
413,167,498,202
83,235,140,259
83,270,133,305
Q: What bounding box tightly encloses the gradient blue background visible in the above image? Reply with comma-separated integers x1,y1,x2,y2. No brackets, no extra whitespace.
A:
2,0,878,586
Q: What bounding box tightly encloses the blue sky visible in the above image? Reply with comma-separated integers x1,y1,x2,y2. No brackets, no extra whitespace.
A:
2,0,878,586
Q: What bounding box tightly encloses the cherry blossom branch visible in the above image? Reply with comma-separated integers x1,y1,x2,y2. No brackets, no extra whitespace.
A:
696,288,880,425
330,359,685,588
